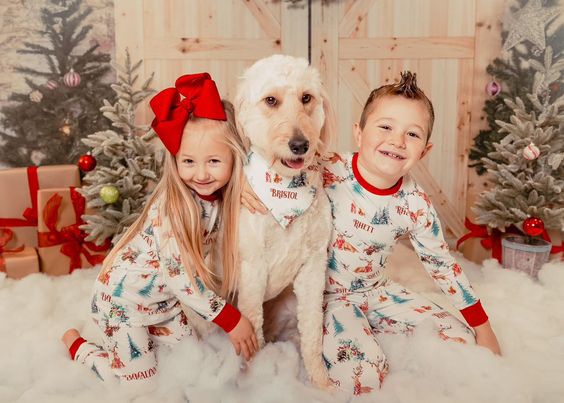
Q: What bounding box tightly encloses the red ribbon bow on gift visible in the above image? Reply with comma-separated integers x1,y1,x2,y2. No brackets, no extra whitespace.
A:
0,228,25,272
38,188,110,273
456,219,509,262
0,228,25,254
149,73,226,155
0,167,39,228
457,218,563,262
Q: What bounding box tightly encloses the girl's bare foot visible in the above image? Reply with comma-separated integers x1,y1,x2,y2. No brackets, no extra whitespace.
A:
61,328,81,349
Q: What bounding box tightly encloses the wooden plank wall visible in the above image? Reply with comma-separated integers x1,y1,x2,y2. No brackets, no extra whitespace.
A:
114,0,509,246
115,0,309,122
460,0,506,260
312,0,481,239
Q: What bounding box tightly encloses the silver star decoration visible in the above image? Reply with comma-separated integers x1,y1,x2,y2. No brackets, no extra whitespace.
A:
502,0,560,52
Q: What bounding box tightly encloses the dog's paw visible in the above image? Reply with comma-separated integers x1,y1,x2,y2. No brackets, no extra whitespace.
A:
310,368,332,390
256,332,266,348
311,376,332,390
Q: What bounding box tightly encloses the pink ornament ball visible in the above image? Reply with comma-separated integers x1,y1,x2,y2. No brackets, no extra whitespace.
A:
523,143,540,160
46,80,59,90
64,69,81,87
29,90,43,103
485,80,501,96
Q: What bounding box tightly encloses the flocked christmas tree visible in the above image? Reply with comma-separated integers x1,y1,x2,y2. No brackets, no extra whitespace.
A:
472,0,564,236
468,52,537,176
0,0,114,167
468,0,563,175
79,50,163,246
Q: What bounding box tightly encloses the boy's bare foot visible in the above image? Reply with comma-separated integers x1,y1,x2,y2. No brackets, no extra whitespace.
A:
61,328,81,349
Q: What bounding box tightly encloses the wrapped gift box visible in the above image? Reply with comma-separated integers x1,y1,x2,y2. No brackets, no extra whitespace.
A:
0,165,80,249
0,247,40,279
460,238,494,264
37,187,109,276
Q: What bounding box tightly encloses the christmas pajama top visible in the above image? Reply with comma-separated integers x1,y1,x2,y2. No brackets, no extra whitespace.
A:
92,193,240,332
322,152,487,327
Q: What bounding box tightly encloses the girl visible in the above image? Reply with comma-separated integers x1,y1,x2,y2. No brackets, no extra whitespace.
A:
61,73,258,391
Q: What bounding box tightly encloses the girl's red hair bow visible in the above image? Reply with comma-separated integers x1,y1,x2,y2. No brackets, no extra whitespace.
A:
149,73,226,155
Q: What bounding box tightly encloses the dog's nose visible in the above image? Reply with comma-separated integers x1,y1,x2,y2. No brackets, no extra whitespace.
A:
288,138,309,155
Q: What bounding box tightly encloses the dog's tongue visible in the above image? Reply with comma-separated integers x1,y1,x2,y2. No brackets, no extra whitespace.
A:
284,158,304,169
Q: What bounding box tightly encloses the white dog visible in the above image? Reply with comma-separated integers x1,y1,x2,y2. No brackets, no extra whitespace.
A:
234,54,335,387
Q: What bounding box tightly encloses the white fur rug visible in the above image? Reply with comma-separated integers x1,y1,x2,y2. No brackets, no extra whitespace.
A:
1,242,563,403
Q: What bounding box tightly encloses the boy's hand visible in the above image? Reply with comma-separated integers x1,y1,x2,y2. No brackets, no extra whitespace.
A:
228,315,260,361
474,320,501,355
242,179,268,214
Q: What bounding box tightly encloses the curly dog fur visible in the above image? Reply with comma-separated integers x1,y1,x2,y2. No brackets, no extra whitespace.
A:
235,54,336,387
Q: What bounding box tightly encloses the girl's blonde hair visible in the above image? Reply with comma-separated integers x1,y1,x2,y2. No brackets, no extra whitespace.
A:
101,100,245,300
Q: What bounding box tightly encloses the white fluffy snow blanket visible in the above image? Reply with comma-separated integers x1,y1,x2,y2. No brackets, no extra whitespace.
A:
1,242,563,403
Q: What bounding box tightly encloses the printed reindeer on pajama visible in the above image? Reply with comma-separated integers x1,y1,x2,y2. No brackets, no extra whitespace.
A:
321,152,488,396
69,194,241,387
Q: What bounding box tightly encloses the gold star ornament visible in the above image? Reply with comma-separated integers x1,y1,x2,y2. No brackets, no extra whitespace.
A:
502,0,560,52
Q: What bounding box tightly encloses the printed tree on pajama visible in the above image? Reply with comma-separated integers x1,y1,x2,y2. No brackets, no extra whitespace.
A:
321,153,488,396
71,195,241,387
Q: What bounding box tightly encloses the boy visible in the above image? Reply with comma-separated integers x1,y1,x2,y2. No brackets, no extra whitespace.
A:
320,71,500,395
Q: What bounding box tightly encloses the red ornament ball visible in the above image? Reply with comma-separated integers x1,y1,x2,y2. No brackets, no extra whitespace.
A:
523,217,544,237
64,68,81,87
78,154,97,172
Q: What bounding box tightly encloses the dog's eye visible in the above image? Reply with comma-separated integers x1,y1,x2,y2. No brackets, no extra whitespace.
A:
265,96,278,106
302,94,312,104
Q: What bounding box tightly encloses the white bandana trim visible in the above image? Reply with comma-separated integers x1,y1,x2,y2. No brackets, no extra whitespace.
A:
244,148,317,228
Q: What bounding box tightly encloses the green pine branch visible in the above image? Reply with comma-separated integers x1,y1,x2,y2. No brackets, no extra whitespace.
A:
79,50,161,245
473,44,564,230
469,0,564,176
0,0,114,167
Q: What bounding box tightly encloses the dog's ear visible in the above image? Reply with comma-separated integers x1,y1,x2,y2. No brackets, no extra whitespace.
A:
319,87,337,156
233,85,252,153
239,127,251,153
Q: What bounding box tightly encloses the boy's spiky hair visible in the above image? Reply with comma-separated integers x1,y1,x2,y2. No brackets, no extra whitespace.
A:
359,71,435,141
397,71,419,97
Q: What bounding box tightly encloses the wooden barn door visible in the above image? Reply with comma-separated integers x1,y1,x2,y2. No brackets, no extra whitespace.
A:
114,0,309,123
311,0,479,238
113,0,499,239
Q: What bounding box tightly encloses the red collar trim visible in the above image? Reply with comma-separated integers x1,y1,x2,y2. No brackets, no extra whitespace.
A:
352,152,403,196
195,192,219,201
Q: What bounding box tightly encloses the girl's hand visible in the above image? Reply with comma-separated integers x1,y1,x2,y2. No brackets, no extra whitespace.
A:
474,320,501,355
228,315,260,361
242,179,267,214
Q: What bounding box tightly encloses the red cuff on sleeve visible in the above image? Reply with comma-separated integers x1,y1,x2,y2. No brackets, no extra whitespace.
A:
212,303,241,333
69,337,87,360
460,300,488,327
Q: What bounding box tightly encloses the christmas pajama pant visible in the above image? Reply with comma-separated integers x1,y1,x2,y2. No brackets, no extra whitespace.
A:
322,280,475,396
72,310,194,389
